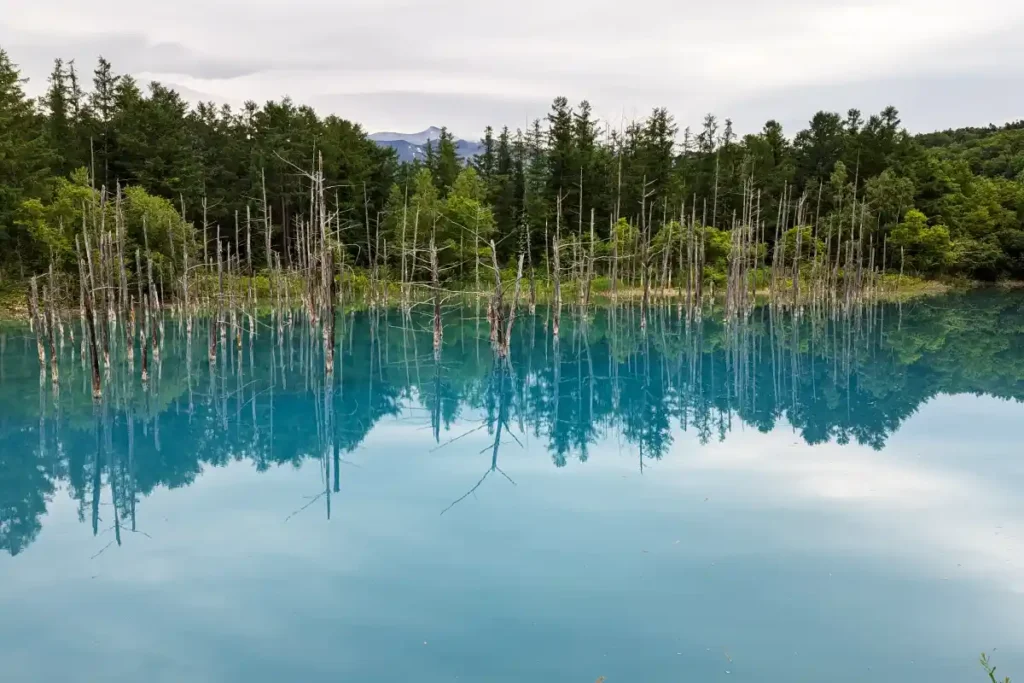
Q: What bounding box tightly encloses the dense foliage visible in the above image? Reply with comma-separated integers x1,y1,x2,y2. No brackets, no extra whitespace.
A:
2,48,1024,287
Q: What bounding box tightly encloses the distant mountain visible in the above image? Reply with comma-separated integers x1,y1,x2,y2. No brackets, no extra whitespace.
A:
369,127,483,164
374,139,429,164
369,126,443,147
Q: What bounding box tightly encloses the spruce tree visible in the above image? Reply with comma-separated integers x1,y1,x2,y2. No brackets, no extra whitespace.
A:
435,127,460,194
0,49,52,275
474,126,495,183
44,59,73,176
89,56,120,188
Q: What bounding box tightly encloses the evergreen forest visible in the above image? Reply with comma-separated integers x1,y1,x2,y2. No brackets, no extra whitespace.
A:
2,48,1024,294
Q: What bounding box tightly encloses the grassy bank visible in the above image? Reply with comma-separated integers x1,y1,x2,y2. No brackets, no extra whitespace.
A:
0,284,27,322
0,270,1017,323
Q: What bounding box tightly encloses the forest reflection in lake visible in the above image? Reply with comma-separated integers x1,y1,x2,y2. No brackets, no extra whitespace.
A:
1,292,1023,682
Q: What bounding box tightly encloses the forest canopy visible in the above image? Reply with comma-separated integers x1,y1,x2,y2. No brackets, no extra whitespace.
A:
1,47,1023,287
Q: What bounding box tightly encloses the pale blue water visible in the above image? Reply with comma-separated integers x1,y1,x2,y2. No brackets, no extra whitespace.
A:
1,293,1023,682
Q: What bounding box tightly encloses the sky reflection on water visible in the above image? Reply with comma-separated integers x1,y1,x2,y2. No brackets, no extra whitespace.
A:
1,293,1023,682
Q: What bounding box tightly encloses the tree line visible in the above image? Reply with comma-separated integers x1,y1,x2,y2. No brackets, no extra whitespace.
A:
2,47,1024,292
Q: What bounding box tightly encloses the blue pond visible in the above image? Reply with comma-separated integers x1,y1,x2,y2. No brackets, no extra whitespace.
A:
1,293,1023,682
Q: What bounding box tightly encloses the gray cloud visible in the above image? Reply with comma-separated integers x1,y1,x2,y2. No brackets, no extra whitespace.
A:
0,28,267,82
725,74,1024,136
3,0,1023,138
309,90,553,139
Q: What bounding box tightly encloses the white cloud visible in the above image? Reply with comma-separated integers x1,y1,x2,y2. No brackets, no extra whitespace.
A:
666,394,1024,591
3,0,1023,136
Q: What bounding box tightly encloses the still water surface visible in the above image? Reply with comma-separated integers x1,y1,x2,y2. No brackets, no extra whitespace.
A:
2,293,1023,682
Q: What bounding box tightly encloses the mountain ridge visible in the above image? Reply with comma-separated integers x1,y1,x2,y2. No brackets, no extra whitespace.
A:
369,127,483,164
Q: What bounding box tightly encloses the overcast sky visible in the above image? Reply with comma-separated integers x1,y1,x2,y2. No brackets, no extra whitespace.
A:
3,0,1023,140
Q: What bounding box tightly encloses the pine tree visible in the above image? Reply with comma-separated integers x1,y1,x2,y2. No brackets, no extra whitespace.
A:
640,107,677,210
491,126,516,242
89,56,121,188
64,59,92,173
794,111,846,186
0,49,52,275
44,59,73,176
434,127,460,193
546,96,574,208
572,100,604,227
474,126,496,183
524,120,548,259
424,139,436,181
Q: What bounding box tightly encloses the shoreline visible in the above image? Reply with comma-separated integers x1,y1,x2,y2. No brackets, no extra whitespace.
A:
2,277,1021,324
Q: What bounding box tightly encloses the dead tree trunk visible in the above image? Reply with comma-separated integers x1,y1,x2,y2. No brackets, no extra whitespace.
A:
29,277,46,372
46,266,59,384
77,238,102,399
502,253,526,358
552,234,561,340
324,248,336,376
430,235,443,360
489,240,504,348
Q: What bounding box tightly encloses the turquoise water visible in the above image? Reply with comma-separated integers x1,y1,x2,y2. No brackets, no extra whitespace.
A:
2,293,1023,682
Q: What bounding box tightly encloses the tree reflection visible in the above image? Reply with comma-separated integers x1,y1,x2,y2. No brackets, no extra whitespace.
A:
1,291,1023,555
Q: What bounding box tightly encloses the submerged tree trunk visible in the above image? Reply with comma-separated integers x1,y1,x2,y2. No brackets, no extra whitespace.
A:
29,277,46,373
552,234,561,340
77,238,102,399
430,235,442,360
324,248,336,376
502,253,525,357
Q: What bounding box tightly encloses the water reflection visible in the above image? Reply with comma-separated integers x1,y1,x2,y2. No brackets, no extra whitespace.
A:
1,292,1022,557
